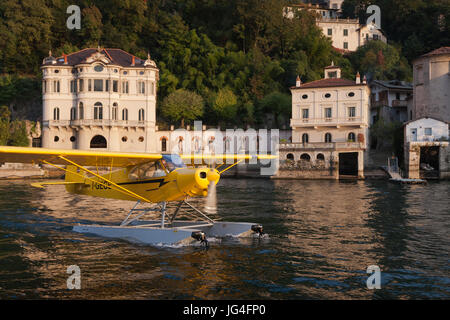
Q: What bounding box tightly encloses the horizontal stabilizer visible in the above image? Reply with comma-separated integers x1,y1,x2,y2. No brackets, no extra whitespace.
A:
30,181,88,189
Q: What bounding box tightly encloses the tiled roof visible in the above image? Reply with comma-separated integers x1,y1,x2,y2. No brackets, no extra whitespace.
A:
291,78,364,89
42,48,154,68
370,80,413,90
420,47,450,58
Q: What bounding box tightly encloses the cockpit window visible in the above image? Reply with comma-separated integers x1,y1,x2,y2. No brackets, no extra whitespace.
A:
128,162,157,180
161,154,186,172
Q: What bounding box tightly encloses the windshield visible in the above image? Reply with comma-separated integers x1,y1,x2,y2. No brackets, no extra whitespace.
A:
161,154,186,172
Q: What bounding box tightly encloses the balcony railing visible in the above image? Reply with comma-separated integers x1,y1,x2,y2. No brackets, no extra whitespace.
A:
392,100,408,107
43,119,146,127
291,117,364,127
280,142,365,150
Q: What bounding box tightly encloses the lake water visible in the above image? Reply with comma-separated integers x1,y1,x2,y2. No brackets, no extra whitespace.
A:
0,179,448,299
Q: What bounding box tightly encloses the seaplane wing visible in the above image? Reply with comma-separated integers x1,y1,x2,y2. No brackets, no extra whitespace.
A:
0,146,162,167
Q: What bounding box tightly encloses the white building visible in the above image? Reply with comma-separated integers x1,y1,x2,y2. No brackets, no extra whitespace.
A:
41,48,159,152
403,117,449,179
284,2,387,52
278,63,371,179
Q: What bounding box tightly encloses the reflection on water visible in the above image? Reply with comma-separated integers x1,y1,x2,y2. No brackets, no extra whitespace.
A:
0,179,448,299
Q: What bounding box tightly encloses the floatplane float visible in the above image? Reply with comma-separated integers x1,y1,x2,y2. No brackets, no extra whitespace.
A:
0,146,275,246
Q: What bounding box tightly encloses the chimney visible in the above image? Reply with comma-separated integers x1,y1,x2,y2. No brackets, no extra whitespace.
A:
296,75,301,87
356,72,361,84
131,56,135,66
63,53,67,64
362,75,367,84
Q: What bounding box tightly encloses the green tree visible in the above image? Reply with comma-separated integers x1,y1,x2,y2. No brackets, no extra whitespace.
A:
8,120,29,146
161,89,204,127
0,105,11,145
257,91,291,128
212,88,238,124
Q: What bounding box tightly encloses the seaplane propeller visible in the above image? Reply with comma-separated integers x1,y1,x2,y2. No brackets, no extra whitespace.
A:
204,169,218,214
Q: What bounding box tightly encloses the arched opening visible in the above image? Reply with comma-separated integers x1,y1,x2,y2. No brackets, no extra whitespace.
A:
300,153,311,161
122,108,128,121
112,103,118,121
90,135,107,148
53,107,60,120
325,133,332,143
348,132,356,142
70,107,76,120
94,102,103,120
78,102,84,120
317,153,325,161
302,133,309,143
138,108,145,122
286,153,294,161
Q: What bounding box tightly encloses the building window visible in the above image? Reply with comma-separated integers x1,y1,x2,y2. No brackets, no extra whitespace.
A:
105,79,110,92
122,136,128,142
327,71,337,78
302,133,309,143
94,65,104,72
325,108,332,118
300,153,311,161
54,136,59,142
94,102,103,120
328,28,332,36
150,82,155,95
424,128,432,136
325,133,332,142
286,153,294,161
348,107,356,118
88,79,92,91
70,136,76,142
138,108,145,122
79,79,84,92
302,94,308,99
317,153,325,161
348,132,356,142
161,138,167,152
343,29,348,36
373,34,379,40
324,93,331,98
122,81,129,94
113,80,118,92
138,136,144,142
70,107,77,120
396,92,400,100
94,79,103,92
348,92,355,97
302,109,309,119
122,108,128,121
54,80,60,93
112,103,118,120
53,107,60,120
138,81,145,94
343,42,348,50
78,102,84,120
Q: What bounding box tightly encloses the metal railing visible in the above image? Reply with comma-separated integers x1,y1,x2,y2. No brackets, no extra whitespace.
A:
43,119,146,127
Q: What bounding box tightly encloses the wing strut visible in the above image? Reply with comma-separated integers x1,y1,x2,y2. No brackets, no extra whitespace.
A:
57,156,153,203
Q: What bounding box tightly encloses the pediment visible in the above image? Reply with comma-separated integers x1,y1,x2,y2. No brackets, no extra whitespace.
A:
85,51,111,64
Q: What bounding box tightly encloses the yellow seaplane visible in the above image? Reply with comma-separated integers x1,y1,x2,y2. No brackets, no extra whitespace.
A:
0,146,273,246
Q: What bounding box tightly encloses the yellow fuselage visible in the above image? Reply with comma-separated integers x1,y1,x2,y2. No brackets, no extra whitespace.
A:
65,166,220,203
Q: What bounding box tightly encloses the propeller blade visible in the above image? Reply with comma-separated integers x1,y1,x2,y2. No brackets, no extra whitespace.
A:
204,177,217,214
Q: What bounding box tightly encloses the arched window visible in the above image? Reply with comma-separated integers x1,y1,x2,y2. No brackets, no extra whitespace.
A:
53,107,60,120
138,108,145,122
90,135,107,148
94,102,103,120
78,102,84,120
348,132,356,142
161,137,167,152
300,153,311,161
302,133,309,143
112,103,118,121
325,132,332,143
286,153,294,161
70,107,77,120
122,108,128,121
317,153,325,161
